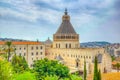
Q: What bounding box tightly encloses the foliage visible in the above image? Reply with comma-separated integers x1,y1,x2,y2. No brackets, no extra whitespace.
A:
11,54,29,73
93,56,102,80
69,75,82,80
93,56,98,80
5,41,12,61
0,59,13,80
111,56,115,61
33,58,69,80
43,74,82,80
115,63,120,72
98,69,101,80
43,75,59,80
13,71,36,80
84,60,87,80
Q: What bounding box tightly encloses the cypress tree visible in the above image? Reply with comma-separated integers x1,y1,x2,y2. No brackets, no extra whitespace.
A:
98,69,101,80
93,56,98,80
84,60,87,80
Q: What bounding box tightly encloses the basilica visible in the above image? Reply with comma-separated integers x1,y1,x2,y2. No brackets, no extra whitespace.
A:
0,9,112,74
45,9,112,74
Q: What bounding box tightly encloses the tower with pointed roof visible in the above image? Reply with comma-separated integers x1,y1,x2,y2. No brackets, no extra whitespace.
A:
53,9,80,48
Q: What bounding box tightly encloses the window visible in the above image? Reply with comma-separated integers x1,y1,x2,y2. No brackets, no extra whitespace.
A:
40,46,43,49
31,52,34,56
15,48,17,50
36,46,38,50
24,47,26,50
31,46,33,50
24,53,26,56
36,52,38,55
66,44,67,48
76,61,79,68
56,44,57,48
89,56,91,59
40,52,42,55
19,47,21,50
59,44,60,48
69,44,71,48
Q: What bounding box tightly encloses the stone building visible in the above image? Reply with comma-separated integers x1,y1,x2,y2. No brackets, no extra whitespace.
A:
0,41,45,67
46,9,112,74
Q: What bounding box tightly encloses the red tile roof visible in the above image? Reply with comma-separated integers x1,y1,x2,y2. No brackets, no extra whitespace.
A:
0,41,42,45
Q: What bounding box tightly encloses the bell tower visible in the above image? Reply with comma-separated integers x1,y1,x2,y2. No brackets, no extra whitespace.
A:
53,9,80,49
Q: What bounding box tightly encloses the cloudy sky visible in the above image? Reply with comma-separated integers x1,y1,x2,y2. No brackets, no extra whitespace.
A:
0,0,120,43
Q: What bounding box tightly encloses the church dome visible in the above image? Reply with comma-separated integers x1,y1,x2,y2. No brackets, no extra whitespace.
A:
55,9,76,34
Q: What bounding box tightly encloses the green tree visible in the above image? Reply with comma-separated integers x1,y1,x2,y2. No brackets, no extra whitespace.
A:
13,71,36,80
44,75,59,80
0,59,13,80
70,75,82,80
11,54,29,73
115,63,120,72
5,41,12,61
111,56,115,61
93,56,98,80
98,69,101,80
33,58,69,80
84,60,87,80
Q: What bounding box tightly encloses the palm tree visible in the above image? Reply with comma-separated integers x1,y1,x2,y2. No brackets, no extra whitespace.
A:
5,41,12,61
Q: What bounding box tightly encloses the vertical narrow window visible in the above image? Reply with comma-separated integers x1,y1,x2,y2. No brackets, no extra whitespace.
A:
40,52,42,55
59,44,60,48
69,44,71,48
31,52,34,56
36,52,38,55
56,44,57,48
66,44,67,48
31,46,33,50
36,46,38,50
40,46,43,49
76,61,79,68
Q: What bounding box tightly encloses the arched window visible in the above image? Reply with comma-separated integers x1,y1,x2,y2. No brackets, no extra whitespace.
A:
76,61,79,67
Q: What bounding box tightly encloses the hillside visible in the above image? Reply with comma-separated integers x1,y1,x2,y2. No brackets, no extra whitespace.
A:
80,41,111,48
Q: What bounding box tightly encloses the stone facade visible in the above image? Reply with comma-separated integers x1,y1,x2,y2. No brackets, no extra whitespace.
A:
0,41,45,67
0,9,112,74
46,9,112,74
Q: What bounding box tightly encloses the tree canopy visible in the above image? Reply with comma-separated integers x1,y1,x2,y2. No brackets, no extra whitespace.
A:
33,58,69,80
11,54,29,73
0,59,13,80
